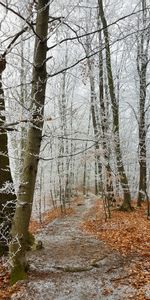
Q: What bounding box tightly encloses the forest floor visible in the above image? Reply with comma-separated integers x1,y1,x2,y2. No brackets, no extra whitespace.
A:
0,194,150,300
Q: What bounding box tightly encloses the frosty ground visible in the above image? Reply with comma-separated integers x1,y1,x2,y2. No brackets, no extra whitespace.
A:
11,195,150,300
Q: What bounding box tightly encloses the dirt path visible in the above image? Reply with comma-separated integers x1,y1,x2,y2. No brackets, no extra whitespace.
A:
11,195,138,300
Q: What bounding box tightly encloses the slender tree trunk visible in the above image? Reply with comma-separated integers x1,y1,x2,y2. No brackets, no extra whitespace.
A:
84,1,102,195
69,97,74,197
61,68,70,203
90,76,101,195
137,65,147,206
57,106,65,210
87,55,102,195
137,0,149,206
0,58,16,255
20,35,28,172
98,15,114,203
83,113,91,195
98,0,132,211
9,0,50,284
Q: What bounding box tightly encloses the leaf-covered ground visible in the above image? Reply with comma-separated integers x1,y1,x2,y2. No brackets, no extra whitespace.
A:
0,195,150,300
82,200,150,300
0,261,19,300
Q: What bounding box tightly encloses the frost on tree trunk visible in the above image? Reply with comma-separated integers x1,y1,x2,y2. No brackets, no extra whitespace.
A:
9,0,50,285
98,0,132,211
0,58,16,256
137,0,149,207
84,11,102,195
98,15,114,203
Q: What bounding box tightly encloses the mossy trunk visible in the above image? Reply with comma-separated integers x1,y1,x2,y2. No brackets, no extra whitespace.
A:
9,0,50,285
98,0,132,211
0,59,16,256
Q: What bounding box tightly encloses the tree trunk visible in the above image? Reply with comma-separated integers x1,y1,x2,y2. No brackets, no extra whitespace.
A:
0,58,16,256
89,66,102,195
98,14,114,203
84,1,102,195
83,113,91,196
9,0,50,284
61,67,70,203
137,66,147,206
98,0,132,211
86,50,102,195
137,0,149,206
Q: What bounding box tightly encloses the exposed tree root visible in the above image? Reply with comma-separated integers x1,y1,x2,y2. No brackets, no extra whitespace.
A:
54,266,93,272
54,256,107,272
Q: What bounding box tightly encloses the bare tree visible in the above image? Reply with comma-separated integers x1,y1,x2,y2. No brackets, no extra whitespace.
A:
0,57,16,255
137,0,150,206
98,12,115,209
98,0,132,211
9,0,50,284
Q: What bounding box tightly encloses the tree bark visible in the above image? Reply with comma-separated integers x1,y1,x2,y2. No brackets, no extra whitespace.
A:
85,40,102,194
137,0,149,206
137,62,147,206
88,59,102,195
98,0,132,211
98,15,114,204
0,58,16,255
9,0,50,284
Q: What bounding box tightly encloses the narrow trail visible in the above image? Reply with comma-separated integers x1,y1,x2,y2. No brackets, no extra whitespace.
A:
11,195,137,300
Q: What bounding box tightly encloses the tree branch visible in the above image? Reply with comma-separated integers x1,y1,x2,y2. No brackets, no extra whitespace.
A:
47,7,150,51
39,143,96,161
126,102,139,124
2,26,28,57
0,1,41,40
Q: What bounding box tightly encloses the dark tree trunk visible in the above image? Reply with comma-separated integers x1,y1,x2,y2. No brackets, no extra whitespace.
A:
0,59,16,255
98,0,132,211
137,0,149,206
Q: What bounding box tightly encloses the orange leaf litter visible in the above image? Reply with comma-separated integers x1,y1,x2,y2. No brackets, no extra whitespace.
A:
82,199,150,300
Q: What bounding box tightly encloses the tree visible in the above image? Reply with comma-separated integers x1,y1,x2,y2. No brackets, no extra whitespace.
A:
0,57,16,255
87,49,102,195
137,0,150,206
9,0,50,284
98,12,115,208
98,0,132,211
0,2,35,256
82,1,102,195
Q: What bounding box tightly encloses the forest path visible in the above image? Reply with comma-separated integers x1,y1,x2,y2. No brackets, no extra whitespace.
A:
11,194,137,300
